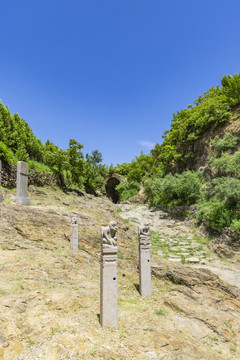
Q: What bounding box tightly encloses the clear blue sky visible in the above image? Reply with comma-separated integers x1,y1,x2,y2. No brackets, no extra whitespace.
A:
1,0,240,165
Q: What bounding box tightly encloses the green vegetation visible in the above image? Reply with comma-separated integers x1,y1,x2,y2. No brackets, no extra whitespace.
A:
0,102,108,192
155,308,165,316
112,74,240,234
116,179,140,201
145,171,203,207
151,74,240,173
1,73,240,235
147,131,240,231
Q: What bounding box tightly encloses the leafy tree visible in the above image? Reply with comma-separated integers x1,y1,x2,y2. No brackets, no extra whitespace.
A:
221,73,240,106
67,139,85,186
44,140,70,186
84,150,107,193
0,141,17,163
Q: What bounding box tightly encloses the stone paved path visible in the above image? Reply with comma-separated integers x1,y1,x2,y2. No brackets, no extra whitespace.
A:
118,203,213,264
118,202,240,290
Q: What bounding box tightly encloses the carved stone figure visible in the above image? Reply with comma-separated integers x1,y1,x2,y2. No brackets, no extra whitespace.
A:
101,221,118,248
139,223,150,245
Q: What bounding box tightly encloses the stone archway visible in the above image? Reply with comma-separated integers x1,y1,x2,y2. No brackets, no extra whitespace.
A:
105,173,123,203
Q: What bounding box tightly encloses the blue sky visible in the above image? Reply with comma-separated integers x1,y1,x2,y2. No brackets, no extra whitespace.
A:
1,0,240,165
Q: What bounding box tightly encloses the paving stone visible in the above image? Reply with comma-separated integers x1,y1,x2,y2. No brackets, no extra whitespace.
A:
169,247,181,252
168,258,182,262
186,257,200,263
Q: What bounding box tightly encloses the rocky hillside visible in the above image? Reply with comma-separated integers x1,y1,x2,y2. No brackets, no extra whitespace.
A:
0,186,239,359
191,104,240,170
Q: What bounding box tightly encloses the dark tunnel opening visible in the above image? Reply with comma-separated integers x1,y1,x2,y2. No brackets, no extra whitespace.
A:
105,177,120,203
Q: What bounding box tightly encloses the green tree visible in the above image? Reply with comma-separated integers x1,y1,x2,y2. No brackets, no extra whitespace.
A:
67,139,85,186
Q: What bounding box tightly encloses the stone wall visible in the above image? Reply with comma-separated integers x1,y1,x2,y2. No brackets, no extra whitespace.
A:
1,161,58,189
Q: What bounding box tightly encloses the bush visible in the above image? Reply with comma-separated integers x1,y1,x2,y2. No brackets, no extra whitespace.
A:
210,132,238,158
145,171,203,207
116,179,140,201
28,160,53,174
197,200,233,228
198,178,240,229
210,151,240,178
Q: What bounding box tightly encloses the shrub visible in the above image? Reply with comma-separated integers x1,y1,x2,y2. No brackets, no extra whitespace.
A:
116,179,140,201
210,132,238,158
197,200,233,228
28,160,53,174
198,178,240,229
145,171,203,207
210,151,240,178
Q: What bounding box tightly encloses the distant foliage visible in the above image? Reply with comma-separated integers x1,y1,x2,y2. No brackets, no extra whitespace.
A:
0,103,44,162
151,87,231,172
195,131,240,230
198,178,240,229
114,153,154,181
145,171,203,207
150,75,240,173
112,153,154,199
210,132,238,157
118,74,240,234
210,151,240,178
116,179,140,201
221,73,240,107
0,141,17,163
0,101,108,192
84,150,108,193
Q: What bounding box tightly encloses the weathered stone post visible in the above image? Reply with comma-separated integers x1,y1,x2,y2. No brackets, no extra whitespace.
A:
0,160,3,203
14,161,30,205
139,223,151,296
100,221,118,328
70,217,78,251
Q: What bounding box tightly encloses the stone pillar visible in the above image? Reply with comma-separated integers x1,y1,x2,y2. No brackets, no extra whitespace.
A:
14,161,30,205
0,160,3,203
139,223,151,296
70,217,78,251
100,221,118,328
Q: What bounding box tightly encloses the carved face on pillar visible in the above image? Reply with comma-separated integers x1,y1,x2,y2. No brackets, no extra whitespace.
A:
139,223,150,246
142,223,150,235
71,217,78,225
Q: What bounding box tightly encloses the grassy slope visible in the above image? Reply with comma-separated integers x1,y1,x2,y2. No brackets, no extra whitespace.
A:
0,186,239,359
